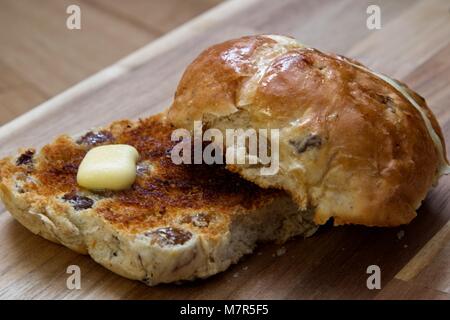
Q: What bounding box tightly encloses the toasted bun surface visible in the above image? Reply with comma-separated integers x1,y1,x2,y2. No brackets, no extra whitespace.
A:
0,113,316,285
168,35,450,227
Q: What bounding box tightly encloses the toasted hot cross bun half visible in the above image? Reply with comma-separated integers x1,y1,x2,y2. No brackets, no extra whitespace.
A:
0,113,317,285
168,35,450,227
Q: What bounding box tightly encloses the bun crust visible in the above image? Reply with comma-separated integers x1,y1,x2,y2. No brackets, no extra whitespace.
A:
168,35,449,227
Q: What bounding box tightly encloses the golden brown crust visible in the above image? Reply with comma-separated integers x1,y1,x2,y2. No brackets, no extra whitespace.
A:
171,36,276,122
168,35,448,227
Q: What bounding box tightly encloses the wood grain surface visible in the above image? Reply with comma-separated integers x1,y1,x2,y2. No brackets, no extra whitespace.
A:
0,0,221,125
0,0,449,299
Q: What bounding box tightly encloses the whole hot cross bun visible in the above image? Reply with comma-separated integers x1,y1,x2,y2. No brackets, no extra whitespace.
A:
168,35,450,227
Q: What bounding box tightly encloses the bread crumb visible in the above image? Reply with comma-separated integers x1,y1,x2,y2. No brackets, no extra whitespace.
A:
242,266,248,271
276,246,286,256
397,230,405,240
233,272,239,278
403,244,408,248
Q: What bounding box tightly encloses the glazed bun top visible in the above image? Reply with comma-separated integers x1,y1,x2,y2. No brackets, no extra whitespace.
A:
168,35,449,227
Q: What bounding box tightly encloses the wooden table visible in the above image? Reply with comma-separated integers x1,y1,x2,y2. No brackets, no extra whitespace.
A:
0,0,449,299
0,0,221,125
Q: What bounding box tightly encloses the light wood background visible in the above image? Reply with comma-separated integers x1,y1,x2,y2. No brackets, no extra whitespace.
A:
0,0,449,299
0,0,221,125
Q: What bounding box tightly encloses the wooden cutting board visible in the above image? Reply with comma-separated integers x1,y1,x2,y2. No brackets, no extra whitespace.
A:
0,0,449,299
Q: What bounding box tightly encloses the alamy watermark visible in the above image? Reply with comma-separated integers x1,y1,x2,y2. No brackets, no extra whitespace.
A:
66,264,81,290
66,5,81,30
366,5,381,30
170,121,280,176
366,265,381,290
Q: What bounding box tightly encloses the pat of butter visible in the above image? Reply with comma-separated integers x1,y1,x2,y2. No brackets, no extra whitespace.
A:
77,145,139,191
